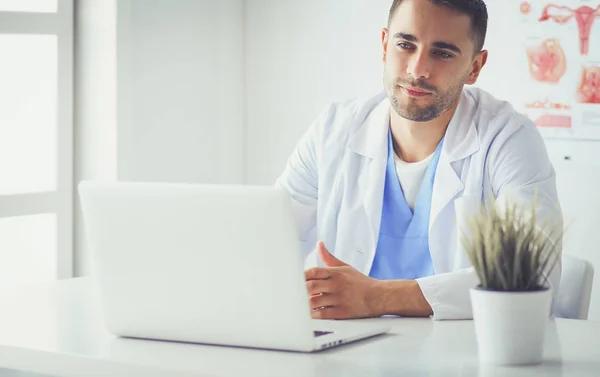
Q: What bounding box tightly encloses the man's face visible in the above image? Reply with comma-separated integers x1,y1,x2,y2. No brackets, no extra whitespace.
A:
382,0,487,122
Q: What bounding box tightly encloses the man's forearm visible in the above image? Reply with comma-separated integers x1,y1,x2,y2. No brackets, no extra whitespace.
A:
373,280,433,317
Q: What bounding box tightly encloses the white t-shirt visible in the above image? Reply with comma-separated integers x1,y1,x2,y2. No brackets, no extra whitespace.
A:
393,152,434,211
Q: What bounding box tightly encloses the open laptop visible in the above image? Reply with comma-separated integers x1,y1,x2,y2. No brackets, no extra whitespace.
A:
78,181,390,352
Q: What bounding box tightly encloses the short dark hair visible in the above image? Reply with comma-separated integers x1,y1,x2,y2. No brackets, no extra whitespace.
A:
388,0,488,53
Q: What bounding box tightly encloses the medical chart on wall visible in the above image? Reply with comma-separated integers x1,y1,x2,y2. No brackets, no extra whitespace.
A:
477,0,600,139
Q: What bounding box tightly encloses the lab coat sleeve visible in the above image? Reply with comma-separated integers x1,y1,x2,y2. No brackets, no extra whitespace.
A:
416,268,478,320
275,105,330,259
417,119,562,320
487,119,563,315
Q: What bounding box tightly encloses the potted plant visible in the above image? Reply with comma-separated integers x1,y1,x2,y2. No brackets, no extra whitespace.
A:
461,196,561,366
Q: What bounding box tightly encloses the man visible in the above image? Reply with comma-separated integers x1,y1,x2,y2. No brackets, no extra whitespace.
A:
276,0,562,320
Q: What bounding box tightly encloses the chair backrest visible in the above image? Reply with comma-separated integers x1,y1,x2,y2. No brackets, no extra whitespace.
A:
556,254,595,320
548,160,599,319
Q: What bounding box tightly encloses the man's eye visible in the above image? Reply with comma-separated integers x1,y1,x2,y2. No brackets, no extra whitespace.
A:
434,51,453,59
397,42,413,49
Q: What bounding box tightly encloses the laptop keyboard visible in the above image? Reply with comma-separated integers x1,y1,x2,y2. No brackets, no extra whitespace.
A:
313,330,333,337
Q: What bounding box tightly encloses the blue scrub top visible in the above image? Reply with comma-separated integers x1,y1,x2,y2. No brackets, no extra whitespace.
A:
368,128,444,280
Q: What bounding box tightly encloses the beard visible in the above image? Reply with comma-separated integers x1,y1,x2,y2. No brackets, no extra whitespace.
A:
386,74,466,122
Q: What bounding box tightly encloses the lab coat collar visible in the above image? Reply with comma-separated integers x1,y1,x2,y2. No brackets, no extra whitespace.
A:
347,89,479,163
346,94,390,161
443,89,480,163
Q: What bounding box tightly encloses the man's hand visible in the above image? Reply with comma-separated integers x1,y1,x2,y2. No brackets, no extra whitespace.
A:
304,241,382,319
304,241,434,319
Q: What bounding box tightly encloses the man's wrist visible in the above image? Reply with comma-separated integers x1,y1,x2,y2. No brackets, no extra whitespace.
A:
371,279,433,317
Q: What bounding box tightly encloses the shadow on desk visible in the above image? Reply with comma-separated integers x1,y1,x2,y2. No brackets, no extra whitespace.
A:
0,368,57,377
101,331,401,377
107,330,398,355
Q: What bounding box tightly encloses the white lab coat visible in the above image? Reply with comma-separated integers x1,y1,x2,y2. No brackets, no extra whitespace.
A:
276,87,562,320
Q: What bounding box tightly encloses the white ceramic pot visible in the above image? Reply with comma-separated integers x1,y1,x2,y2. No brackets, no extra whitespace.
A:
470,287,552,365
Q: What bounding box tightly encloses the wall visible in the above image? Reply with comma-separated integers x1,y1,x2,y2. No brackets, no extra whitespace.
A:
117,0,245,184
545,139,600,320
76,0,244,276
74,0,117,277
244,0,391,184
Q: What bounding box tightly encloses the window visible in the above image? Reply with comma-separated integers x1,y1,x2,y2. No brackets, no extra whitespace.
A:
0,0,57,13
0,0,73,289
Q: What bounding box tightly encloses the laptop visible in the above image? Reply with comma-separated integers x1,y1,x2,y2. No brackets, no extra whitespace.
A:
78,181,390,352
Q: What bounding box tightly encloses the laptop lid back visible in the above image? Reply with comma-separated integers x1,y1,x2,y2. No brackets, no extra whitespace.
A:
78,181,314,351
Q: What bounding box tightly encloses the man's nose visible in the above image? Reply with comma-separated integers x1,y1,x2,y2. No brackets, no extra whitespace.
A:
406,51,431,80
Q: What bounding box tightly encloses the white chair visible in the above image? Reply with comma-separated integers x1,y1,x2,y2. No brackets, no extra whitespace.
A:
556,255,594,320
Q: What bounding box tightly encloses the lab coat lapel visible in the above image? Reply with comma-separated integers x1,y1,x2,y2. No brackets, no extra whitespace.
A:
346,98,390,273
429,153,464,233
429,91,480,233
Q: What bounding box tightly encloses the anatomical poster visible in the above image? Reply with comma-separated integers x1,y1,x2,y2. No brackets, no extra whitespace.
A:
479,0,600,139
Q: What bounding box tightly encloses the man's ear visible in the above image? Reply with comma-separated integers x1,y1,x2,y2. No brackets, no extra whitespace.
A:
382,28,390,64
466,50,488,85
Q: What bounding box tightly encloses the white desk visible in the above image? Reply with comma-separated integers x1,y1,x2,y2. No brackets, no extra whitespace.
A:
0,278,599,377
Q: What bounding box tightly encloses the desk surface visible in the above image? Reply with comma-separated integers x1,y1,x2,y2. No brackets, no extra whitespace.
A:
0,278,599,377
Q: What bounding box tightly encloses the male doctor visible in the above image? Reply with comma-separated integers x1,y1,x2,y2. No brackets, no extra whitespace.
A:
276,0,562,320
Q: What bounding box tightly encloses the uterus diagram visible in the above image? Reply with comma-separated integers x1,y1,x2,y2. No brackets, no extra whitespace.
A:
578,65,600,103
539,4,600,56
526,38,567,82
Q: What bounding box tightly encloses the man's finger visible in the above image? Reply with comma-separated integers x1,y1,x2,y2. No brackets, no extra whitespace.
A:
306,279,334,295
305,267,331,281
317,241,349,268
309,293,337,310
311,306,348,320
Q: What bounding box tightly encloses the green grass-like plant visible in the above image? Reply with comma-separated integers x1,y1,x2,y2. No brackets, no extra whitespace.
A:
461,197,561,292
